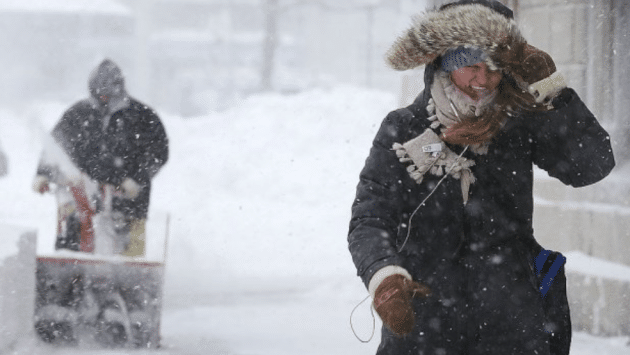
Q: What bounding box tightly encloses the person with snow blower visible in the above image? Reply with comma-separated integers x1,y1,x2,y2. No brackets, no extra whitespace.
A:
33,58,169,258
348,1,614,354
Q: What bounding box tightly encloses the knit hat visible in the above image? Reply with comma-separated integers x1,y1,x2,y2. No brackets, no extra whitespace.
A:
440,45,487,72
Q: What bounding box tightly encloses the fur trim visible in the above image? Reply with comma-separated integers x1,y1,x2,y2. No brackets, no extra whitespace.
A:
528,71,567,105
385,4,525,71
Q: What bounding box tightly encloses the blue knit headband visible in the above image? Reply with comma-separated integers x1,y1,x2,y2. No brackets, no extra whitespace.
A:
441,46,487,72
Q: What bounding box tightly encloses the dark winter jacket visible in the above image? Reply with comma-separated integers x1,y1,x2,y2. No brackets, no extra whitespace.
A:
348,71,614,354
38,97,169,219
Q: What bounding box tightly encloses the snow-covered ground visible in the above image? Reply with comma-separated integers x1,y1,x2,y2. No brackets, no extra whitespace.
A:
1,86,629,354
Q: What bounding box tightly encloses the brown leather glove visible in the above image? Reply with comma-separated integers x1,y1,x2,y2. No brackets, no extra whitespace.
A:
373,274,431,336
498,44,566,105
507,44,557,85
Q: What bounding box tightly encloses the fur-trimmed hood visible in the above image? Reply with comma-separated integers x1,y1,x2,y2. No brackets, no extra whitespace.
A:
385,2,526,72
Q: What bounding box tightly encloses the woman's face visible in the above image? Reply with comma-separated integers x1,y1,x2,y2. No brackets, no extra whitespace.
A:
450,62,502,101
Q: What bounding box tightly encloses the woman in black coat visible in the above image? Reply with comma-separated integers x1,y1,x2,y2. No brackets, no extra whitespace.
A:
347,1,614,354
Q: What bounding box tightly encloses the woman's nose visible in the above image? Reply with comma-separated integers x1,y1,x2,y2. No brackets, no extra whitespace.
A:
474,68,489,86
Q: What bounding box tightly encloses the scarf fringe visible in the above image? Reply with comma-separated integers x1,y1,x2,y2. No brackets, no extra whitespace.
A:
393,129,475,203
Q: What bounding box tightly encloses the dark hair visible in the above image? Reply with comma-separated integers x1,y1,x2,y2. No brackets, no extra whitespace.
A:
439,0,513,19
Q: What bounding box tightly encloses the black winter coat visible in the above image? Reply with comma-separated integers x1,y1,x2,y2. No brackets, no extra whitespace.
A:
348,69,614,354
39,97,169,219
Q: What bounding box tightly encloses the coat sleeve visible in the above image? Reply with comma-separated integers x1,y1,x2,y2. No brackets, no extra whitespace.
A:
38,102,94,180
348,109,414,287
528,88,615,187
131,108,169,184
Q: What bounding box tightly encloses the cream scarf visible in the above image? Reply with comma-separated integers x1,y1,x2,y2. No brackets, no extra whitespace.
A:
392,71,498,203
429,70,497,154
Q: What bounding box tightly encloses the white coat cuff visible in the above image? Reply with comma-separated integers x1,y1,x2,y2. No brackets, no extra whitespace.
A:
368,265,413,300
528,71,567,104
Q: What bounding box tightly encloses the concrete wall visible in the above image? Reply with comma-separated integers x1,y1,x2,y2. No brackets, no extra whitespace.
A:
565,251,630,336
514,0,630,337
520,2,630,336
567,271,630,336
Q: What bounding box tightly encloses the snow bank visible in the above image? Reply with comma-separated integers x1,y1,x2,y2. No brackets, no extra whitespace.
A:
0,225,36,351
150,85,396,290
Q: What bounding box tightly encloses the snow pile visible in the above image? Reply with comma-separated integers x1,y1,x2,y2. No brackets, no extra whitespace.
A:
0,226,36,351
151,86,395,288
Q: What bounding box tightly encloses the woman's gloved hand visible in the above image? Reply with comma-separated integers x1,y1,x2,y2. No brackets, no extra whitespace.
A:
373,274,431,336
120,177,142,199
32,175,50,194
498,43,566,105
